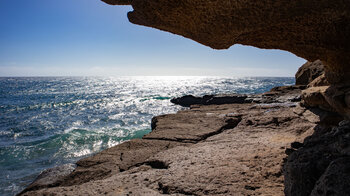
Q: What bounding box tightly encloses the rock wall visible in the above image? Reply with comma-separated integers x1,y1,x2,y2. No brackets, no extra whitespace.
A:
284,121,350,196
295,60,326,86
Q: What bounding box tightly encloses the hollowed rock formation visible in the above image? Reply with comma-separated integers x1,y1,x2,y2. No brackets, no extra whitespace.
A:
103,0,350,84
103,0,350,118
18,1,350,196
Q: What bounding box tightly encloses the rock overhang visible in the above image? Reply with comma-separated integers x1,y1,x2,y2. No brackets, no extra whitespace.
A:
102,0,350,84
102,0,350,118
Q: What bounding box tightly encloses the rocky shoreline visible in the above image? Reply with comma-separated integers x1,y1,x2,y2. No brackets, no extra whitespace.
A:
18,61,350,196
11,0,350,194
19,86,308,196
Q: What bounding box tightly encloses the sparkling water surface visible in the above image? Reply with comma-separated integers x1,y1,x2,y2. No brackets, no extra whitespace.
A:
0,76,294,195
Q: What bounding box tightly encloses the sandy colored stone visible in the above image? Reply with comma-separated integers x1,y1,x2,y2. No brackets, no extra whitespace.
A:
307,73,329,87
301,86,332,111
20,139,184,193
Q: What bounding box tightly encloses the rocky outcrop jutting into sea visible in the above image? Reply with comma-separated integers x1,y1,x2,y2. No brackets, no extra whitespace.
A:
19,61,349,195
19,83,319,195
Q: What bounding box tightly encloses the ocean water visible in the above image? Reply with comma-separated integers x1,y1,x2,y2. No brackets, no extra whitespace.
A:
0,76,294,195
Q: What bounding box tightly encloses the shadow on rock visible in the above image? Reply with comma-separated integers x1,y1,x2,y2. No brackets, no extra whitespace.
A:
284,121,350,196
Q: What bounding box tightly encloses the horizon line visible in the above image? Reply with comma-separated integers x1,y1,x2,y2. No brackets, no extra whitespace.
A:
0,75,296,78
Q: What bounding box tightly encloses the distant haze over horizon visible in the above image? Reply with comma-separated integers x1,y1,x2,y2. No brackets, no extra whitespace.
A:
0,0,306,77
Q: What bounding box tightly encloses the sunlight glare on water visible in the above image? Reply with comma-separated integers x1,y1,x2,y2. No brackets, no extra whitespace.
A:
0,76,294,195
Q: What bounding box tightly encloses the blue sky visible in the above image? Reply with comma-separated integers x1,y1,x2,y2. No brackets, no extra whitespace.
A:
0,0,306,77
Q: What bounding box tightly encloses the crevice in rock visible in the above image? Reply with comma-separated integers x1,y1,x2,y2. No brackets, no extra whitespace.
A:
199,117,242,140
120,152,123,161
126,160,169,171
144,160,168,169
244,185,261,191
142,137,198,143
158,182,170,194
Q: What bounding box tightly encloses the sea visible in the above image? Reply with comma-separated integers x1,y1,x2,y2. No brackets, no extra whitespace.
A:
0,76,295,195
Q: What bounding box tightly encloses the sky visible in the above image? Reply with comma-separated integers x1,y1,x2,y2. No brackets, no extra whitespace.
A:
0,0,306,77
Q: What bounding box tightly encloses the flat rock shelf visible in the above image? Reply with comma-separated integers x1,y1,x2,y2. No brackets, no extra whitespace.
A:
20,86,322,196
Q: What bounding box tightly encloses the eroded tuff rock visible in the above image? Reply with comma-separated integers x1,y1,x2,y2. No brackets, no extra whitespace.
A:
103,0,350,84
297,60,350,119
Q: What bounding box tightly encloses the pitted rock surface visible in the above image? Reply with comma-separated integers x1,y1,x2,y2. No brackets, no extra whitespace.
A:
20,102,317,196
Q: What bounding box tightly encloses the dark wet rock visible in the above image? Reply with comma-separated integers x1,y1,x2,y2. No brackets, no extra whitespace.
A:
170,94,247,107
172,85,305,107
285,148,295,155
170,95,203,107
